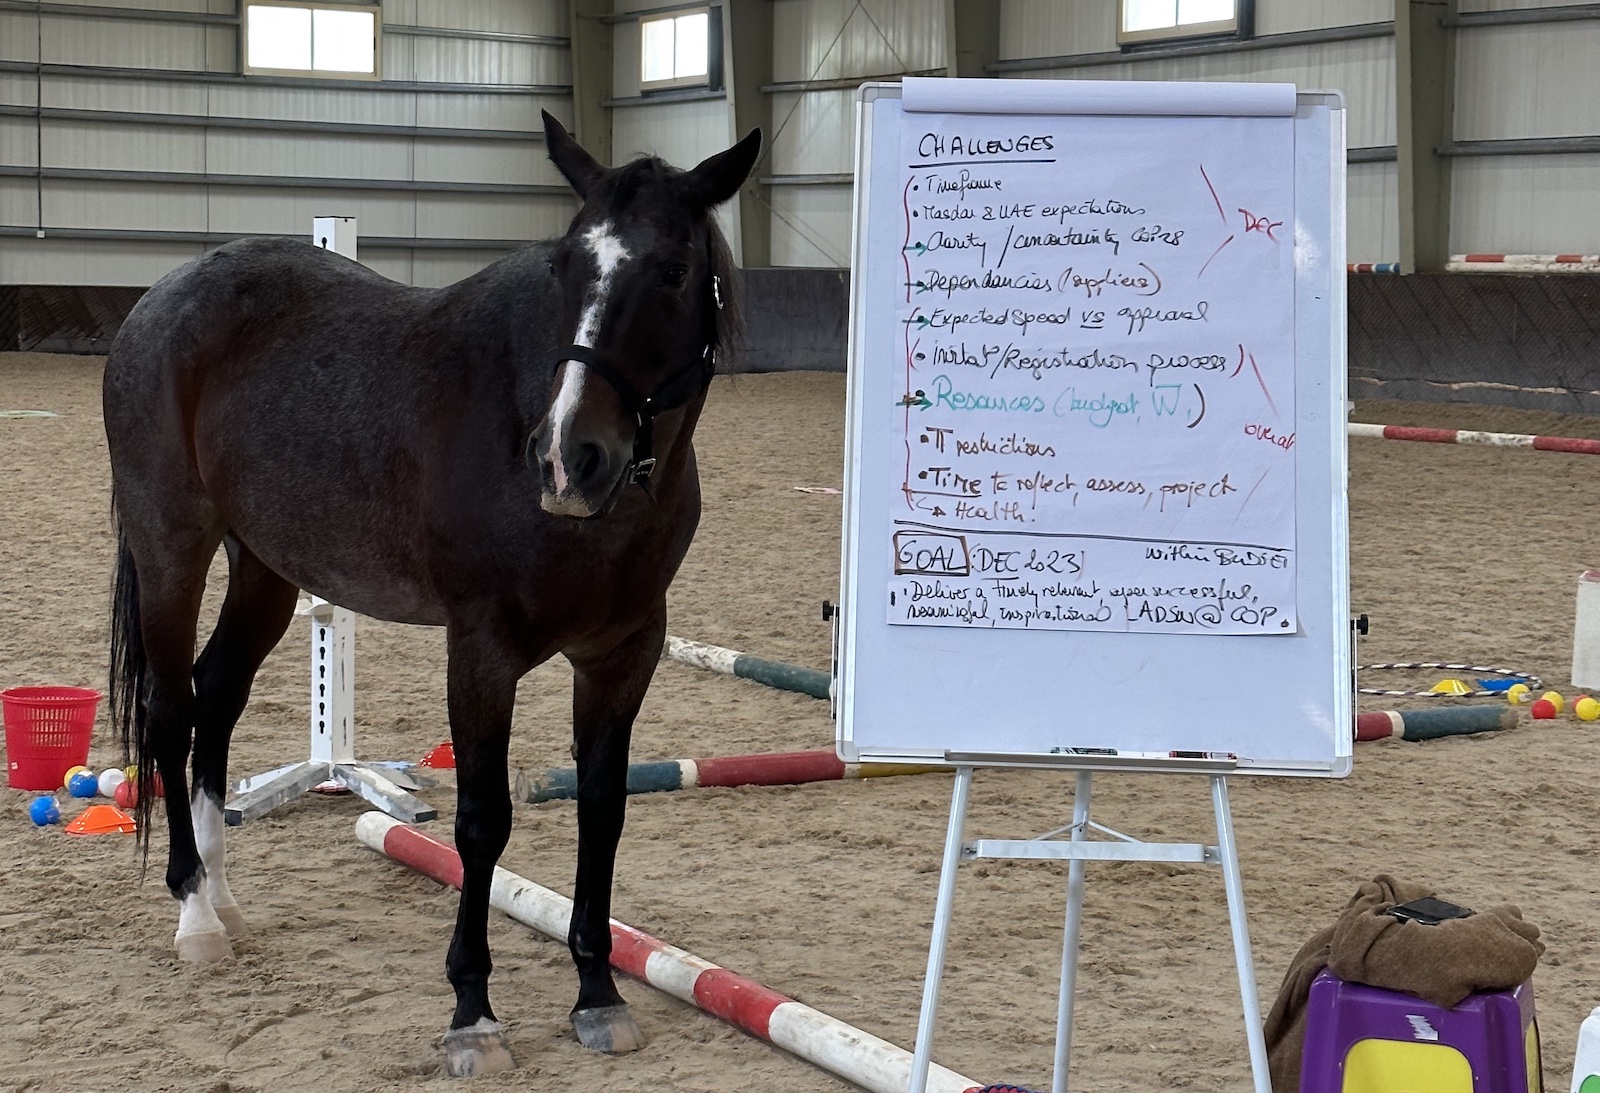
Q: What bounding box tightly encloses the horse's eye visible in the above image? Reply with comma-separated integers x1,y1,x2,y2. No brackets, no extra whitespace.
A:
661,265,689,288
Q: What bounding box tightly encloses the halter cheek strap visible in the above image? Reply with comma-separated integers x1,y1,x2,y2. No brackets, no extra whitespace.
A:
553,343,715,485
550,275,724,490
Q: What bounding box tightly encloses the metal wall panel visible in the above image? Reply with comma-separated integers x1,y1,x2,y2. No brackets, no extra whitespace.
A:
413,139,548,186
1459,0,1595,9
413,0,567,37
41,15,211,71
44,180,211,231
1347,160,1399,264
999,0,1392,57
1451,155,1600,254
611,95,729,167
1,2,575,288
768,88,856,175
43,119,205,173
0,13,41,63
40,73,211,116
1454,23,1600,141
769,183,851,267
0,177,38,227
402,37,570,87
772,0,943,83
766,0,942,267
1000,39,1397,148
0,237,205,286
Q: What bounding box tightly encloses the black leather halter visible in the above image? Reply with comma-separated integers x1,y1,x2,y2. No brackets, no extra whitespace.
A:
551,275,723,489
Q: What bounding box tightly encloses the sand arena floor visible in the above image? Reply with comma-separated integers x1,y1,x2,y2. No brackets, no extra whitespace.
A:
3,350,1600,1092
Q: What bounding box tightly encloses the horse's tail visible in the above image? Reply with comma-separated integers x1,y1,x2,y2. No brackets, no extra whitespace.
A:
108,497,156,853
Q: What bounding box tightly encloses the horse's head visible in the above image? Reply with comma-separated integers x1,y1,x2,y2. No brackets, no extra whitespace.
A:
531,111,761,518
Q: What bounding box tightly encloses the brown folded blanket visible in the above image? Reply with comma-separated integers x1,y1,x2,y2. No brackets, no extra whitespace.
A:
1262,875,1544,1093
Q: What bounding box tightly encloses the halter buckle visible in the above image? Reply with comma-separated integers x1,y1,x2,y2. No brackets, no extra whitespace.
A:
632,457,658,482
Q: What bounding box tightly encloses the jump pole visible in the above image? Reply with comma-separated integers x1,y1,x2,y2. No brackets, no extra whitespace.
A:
1348,422,1600,456
355,813,982,1093
514,748,942,803
665,636,831,700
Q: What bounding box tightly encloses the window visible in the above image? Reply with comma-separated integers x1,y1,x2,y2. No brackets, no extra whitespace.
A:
1118,0,1251,47
641,8,711,91
244,3,380,79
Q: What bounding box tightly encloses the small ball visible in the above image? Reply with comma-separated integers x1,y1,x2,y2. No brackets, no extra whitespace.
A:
1540,691,1565,714
1577,696,1600,722
1506,683,1530,705
123,764,138,781
28,796,60,826
68,770,99,798
114,779,139,810
1531,698,1558,720
98,768,126,798
62,764,89,790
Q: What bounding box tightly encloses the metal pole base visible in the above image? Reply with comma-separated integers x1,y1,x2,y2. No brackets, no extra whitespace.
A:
226,759,436,826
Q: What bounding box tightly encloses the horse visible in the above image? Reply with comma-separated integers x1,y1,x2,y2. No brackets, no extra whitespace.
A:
103,111,761,1077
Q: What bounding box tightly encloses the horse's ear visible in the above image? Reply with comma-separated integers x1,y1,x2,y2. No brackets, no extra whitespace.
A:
543,109,605,200
684,128,763,208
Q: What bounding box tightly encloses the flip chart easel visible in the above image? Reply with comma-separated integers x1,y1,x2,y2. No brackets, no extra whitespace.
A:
836,79,1349,1092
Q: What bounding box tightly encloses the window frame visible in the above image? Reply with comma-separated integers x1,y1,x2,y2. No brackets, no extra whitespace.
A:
242,1,383,81
639,6,715,93
1116,0,1253,49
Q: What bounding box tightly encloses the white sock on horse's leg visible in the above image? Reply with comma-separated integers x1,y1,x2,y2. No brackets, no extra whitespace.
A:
192,791,246,937
173,792,237,960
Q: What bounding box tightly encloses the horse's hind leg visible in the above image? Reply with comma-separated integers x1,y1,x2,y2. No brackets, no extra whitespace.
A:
189,535,299,939
119,520,232,961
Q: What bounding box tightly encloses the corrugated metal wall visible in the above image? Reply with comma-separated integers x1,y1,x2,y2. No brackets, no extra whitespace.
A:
997,0,1399,265
1450,2,1600,254
766,0,942,267
0,0,576,288
607,0,740,260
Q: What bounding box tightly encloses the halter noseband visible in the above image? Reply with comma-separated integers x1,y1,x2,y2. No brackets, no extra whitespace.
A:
551,275,723,489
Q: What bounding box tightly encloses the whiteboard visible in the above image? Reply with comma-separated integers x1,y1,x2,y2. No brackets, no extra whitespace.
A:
836,80,1350,776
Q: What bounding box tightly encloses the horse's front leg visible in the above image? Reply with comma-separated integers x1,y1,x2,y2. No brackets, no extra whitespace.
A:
440,622,526,1077
565,610,665,1054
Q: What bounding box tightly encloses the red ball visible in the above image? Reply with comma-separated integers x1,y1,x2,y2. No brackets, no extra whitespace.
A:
1531,698,1558,720
114,779,139,809
150,771,165,799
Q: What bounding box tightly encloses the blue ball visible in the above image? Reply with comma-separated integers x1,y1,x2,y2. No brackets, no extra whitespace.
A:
28,796,60,826
67,771,98,798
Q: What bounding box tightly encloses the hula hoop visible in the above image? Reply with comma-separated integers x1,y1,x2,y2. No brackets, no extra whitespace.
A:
1356,662,1543,698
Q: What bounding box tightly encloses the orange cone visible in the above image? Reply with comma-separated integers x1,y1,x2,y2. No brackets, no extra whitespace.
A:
64,803,137,836
420,742,455,769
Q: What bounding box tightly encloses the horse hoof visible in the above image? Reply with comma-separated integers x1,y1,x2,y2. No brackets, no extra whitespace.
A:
443,1020,515,1078
174,927,233,963
213,903,247,938
571,1004,645,1054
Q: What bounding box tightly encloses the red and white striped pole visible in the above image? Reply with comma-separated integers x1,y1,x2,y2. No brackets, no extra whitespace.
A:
1348,422,1600,456
1448,253,1600,272
355,813,983,1093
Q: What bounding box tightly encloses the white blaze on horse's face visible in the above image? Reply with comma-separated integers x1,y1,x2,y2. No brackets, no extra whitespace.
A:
542,221,632,515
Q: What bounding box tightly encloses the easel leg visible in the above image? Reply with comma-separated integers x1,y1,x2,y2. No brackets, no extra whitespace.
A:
1050,770,1092,1093
1212,775,1272,1093
908,764,974,1093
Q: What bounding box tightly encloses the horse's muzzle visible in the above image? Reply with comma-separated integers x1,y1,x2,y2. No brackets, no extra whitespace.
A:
528,424,624,518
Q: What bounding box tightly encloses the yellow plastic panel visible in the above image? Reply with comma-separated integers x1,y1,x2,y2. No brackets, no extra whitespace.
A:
1343,1039,1474,1093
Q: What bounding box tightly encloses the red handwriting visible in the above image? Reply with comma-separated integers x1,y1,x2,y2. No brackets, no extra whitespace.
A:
1239,208,1282,242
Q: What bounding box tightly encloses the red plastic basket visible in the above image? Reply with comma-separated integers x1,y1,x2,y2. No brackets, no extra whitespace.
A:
3,686,100,790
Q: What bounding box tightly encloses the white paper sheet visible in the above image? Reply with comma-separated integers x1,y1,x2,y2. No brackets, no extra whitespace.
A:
888,109,1299,635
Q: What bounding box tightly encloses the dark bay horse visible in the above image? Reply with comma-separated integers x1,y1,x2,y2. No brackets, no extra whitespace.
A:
104,112,760,1076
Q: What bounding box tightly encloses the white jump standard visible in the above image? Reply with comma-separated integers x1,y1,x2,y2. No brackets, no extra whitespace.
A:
225,597,436,825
